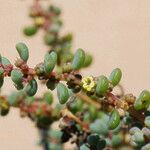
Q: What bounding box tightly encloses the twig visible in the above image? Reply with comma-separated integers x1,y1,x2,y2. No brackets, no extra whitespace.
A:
128,106,145,125
76,92,101,109
61,108,90,132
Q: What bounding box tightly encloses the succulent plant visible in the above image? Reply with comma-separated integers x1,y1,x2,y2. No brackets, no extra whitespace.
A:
0,0,150,150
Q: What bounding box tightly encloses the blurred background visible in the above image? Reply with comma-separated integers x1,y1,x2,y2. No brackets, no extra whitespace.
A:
0,0,150,149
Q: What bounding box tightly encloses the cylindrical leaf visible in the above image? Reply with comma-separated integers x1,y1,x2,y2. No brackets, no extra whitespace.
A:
24,26,38,36
111,135,123,147
1,57,11,66
7,91,25,107
25,79,38,96
46,78,57,91
16,42,29,62
96,139,106,150
109,68,122,86
96,75,109,96
134,90,150,110
44,52,57,74
57,83,69,104
71,48,85,70
49,5,61,16
43,91,53,105
83,53,93,68
109,110,120,130
140,90,150,102
44,33,55,45
134,98,143,110
11,69,23,84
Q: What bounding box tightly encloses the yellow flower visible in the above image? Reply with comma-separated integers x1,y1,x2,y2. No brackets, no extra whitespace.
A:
34,17,45,26
81,76,95,92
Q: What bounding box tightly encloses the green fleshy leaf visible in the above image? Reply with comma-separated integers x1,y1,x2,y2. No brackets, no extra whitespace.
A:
109,68,122,86
96,139,106,150
49,5,61,16
16,42,29,62
134,90,150,110
25,79,38,96
44,52,57,74
96,75,109,96
83,53,93,68
90,119,109,135
1,57,11,66
7,91,25,106
87,134,99,146
109,110,120,130
24,26,38,36
43,91,53,105
111,135,123,147
57,83,69,104
44,33,55,45
11,69,23,85
46,79,57,90
71,48,85,70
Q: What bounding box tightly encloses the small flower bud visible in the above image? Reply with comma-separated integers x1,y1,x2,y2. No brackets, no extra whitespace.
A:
35,63,45,76
117,108,125,117
82,76,95,92
34,17,45,27
62,63,72,73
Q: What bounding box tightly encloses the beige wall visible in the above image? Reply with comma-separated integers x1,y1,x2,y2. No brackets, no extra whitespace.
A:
0,0,150,149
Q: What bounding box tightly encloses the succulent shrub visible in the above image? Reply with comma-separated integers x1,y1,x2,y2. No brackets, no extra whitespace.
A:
0,0,150,150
